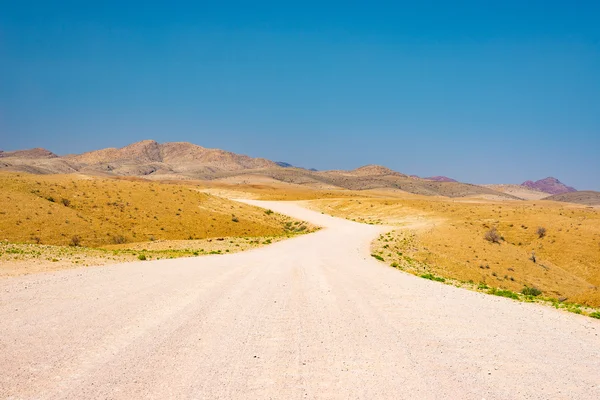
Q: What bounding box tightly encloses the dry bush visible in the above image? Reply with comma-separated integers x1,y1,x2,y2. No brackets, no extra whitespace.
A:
537,226,547,238
69,235,81,247
112,235,127,244
484,227,501,243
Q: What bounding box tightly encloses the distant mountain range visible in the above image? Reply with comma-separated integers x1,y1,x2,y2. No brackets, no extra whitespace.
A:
1,140,595,204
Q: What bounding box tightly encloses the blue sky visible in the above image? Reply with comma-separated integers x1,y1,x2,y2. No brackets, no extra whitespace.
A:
1,1,599,189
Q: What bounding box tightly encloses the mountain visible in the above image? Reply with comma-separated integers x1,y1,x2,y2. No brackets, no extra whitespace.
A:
0,148,58,159
423,176,457,183
275,161,293,168
544,191,600,206
65,140,277,171
521,177,576,195
0,140,518,199
324,165,404,177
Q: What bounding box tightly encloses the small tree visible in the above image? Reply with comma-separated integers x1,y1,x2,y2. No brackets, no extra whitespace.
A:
484,227,501,244
536,227,547,238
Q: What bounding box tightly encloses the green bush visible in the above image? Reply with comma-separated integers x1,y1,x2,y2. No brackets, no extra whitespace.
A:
371,254,384,261
489,288,519,299
420,273,445,282
138,254,147,261
521,286,542,296
589,311,600,319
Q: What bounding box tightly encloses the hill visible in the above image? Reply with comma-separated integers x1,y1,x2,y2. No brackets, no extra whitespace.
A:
310,194,600,307
0,148,58,159
522,177,576,194
0,172,305,247
544,191,600,206
484,184,549,200
423,176,458,183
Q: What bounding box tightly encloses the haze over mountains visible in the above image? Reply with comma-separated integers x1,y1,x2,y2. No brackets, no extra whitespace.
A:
1,140,597,204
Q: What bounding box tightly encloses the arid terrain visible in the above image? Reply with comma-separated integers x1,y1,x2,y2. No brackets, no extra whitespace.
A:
1,200,599,399
1,142,600,399
0,172,316,276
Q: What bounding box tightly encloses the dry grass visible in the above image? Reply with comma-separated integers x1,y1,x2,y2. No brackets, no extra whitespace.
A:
310,196,600,307
0,235,293,277
0,172,313,248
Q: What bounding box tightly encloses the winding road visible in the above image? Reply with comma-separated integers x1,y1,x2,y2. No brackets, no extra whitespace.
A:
1,200,599,399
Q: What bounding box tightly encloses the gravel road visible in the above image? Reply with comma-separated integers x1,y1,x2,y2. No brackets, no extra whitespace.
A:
1,200,599,399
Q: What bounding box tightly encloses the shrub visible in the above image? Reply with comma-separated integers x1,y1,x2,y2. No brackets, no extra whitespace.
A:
138,254,147,261
521,286,542,296
61,198,71,207
46,196,55,203
421,273,445,282
590,312,600,319
69,236,81,247
231,215,239,223
488,287,519,299
484,227,501,243
536,227,547,238
264,209,274,215
112,235,127,244
371,254,384,261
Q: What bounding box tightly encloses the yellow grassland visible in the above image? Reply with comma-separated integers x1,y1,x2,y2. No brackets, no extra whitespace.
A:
0,172,312,247
309,196,600,307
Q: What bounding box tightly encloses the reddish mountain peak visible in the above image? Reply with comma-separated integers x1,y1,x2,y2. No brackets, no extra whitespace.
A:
521,177,576,195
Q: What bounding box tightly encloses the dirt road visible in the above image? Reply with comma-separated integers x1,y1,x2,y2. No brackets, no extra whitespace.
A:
1,200,599,399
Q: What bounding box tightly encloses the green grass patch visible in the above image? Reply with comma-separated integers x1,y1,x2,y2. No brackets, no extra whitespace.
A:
488,287,519,300
420,273,446,282
371,254,384,261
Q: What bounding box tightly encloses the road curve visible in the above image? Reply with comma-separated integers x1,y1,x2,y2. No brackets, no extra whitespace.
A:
1,200,599,399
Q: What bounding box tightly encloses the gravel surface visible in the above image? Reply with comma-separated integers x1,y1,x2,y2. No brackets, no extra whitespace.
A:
1,200,599,399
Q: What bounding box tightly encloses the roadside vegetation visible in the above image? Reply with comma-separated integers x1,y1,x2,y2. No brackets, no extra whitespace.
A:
0,172,317,276
317,196,600,309
369,233,600,319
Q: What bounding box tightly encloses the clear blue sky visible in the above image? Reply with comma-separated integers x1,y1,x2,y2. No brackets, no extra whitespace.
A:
1,1,599,190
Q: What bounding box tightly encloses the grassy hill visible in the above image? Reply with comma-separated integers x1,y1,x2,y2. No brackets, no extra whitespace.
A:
0,172,303,247
310,196,600,307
